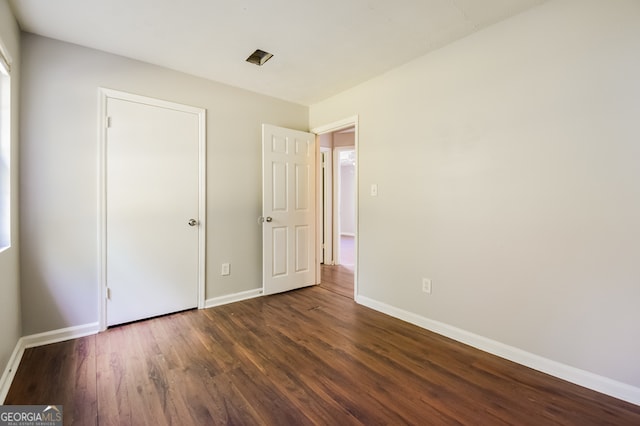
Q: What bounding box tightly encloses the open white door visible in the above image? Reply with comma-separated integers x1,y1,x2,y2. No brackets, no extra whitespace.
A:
262,124,316,295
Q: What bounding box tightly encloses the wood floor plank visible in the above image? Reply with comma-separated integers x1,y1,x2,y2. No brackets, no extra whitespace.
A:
266,284,512,424
6,265,640,425
319,264,354,298
5,337,97,425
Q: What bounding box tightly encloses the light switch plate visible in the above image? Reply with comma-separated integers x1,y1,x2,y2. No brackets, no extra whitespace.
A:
371,184,378,197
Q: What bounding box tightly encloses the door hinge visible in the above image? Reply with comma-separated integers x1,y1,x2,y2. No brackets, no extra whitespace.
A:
106,116,112,128
106,287,111,300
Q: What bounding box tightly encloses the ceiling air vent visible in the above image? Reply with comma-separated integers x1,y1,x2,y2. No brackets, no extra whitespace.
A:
246,49,273,66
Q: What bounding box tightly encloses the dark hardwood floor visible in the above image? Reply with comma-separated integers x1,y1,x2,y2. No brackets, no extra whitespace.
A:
319,264,354,298
6,266,640,425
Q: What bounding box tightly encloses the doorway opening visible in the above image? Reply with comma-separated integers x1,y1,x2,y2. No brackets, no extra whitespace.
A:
333,145,355,267
313,117,358,299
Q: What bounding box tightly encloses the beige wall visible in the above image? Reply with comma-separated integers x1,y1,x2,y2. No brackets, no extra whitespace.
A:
19,33,307,335
319,133,332,148
333,131,354,148
0,0,21,391
310,0,640,388
319,131,354,149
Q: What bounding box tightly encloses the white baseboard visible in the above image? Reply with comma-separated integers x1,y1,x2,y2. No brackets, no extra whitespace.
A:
356,295,640,406
0,322,99,404
205,288,263,309
0,339,25,404
21,322,100,349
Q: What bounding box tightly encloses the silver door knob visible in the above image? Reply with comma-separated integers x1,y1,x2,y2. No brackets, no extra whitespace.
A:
265,216,273,222
188,219,198,227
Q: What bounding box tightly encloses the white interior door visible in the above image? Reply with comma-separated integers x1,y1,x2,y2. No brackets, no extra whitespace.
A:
104,93,204,326
262,124,316,295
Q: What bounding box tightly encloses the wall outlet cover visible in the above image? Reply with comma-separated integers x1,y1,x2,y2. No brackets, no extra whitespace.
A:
221,263,231,276
422,278,432,294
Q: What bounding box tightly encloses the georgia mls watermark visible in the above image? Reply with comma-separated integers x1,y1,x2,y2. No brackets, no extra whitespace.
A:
0,405,62,426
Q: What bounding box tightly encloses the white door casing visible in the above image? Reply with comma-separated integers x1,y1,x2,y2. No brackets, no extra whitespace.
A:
262,124,316,295
98,89,206,329
321,148,333,265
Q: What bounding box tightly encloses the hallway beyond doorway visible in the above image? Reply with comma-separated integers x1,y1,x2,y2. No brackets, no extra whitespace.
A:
320,264,353,299
340,235,354,266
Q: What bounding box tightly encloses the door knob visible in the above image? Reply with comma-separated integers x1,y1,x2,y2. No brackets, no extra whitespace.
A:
265,217,273,222
188,219,198,227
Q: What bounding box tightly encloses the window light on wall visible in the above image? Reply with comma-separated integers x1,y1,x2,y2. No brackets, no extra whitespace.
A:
0,38,12,250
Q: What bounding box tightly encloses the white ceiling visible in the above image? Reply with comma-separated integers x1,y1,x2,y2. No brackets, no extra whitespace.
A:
9,0,546,106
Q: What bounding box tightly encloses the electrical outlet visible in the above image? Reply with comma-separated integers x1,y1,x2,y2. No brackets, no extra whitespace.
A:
221,263,230,276
422,278,432,294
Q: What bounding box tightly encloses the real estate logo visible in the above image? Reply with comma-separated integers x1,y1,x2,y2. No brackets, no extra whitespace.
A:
0,405,63,426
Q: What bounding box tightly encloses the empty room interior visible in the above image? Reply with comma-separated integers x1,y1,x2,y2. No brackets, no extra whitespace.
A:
1,0,640,424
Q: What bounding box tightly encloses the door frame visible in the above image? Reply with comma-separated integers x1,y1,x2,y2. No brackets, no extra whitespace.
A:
320,147,333,265
97,88,207,331
311,116,359,297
